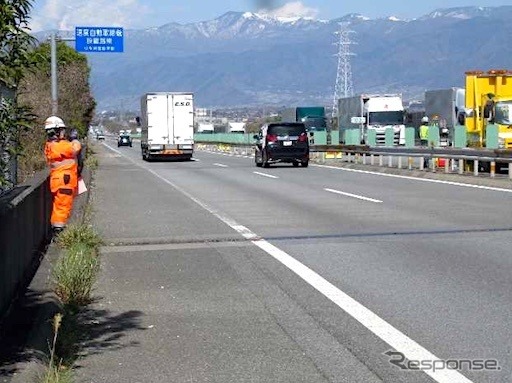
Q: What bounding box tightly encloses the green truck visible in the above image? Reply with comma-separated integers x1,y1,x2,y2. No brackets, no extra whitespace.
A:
281,107,327,132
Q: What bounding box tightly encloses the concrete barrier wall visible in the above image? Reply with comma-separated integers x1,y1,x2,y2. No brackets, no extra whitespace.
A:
0,169,52,319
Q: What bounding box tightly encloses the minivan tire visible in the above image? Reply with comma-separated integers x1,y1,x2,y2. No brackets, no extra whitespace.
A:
263,152,270,168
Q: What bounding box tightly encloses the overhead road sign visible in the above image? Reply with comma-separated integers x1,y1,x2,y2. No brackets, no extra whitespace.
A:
75,26,124,53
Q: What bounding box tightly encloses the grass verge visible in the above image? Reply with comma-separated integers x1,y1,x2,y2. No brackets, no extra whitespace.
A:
39,223,102,383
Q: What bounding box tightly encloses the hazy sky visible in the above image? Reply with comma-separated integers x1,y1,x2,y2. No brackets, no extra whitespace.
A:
30,0,509,31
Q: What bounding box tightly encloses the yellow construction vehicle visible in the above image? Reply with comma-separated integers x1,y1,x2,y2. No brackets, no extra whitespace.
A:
464,69,512,148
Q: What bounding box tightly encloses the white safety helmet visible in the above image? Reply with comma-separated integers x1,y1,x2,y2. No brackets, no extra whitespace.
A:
44,115,66,130
421,116,429,123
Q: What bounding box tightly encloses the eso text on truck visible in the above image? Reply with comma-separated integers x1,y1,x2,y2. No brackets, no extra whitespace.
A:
140,92,195,161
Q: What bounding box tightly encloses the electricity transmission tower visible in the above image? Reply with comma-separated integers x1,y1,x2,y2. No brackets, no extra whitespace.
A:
332,23,356,118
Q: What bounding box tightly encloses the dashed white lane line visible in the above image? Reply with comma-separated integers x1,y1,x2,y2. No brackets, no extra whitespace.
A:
213,163,228,168
253,171,279,179
314,163,512,194
199,149,512,194
325,188,383,203
103,142,473,383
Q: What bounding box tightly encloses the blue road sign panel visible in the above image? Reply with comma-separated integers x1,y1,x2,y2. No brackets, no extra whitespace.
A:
75,27,124,53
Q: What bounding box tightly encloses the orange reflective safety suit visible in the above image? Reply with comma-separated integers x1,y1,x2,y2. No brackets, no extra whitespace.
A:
44,139,78,228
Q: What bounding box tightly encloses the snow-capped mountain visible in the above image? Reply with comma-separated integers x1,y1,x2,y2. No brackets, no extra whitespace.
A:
40,5,512,109
421,6,500,20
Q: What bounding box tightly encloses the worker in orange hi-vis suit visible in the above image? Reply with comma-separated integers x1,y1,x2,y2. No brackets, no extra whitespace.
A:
44,116,79,237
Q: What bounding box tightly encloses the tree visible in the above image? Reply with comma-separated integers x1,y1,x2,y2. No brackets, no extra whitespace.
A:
0,0,37,190
17,41,96,182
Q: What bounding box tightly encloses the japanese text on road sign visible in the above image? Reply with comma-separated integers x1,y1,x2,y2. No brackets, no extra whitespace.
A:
75,27,124,53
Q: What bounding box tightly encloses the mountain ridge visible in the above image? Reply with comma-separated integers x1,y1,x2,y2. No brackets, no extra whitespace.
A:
34,6,512,110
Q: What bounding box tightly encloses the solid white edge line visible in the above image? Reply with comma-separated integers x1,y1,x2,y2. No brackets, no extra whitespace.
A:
325,188,383,203
102,142,474,383
250,239,473,383
313,163,512,194
213,163,228,167
253,171,279,179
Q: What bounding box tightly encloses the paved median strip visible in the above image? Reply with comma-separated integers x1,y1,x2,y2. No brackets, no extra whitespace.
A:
324,188,383,203
253,171,279,179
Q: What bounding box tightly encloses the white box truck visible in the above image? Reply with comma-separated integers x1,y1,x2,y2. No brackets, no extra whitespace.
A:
338,94,405,146
140,92,194,161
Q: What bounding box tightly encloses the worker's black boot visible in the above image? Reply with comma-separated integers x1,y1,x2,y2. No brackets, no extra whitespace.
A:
51,226,64,242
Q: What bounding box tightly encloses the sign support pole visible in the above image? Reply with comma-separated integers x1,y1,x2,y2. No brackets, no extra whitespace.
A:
49,34,75,116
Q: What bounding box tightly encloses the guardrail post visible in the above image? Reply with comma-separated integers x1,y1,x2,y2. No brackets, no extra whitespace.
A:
347,152,352,163
459,159,464,175
474,160,479,177
420,158,424,171
370,154,375,165
398,156,402,169
444,159,450,173
388,155,393,168
490,161,496,178
509,163,512,180
363,153,366,165
431,157,436,173
379,155,383,166
408,157,413,170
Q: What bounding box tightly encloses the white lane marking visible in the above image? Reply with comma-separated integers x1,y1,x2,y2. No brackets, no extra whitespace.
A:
199,149,512,194
325,188,383,203
314,163,512,194
253,171,279,179
102,142,474,383
191,158,200,162
213,163,228,168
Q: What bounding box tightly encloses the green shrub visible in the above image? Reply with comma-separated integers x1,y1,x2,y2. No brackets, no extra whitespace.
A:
53,242,100,307
56,224,102,251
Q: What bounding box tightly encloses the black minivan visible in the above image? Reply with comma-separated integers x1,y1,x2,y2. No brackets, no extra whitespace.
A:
254,122,309,168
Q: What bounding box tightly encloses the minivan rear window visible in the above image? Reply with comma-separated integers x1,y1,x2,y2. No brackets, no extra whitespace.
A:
268,124,306,136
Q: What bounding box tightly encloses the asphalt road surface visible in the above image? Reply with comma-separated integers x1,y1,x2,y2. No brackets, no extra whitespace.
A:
75,139,512,383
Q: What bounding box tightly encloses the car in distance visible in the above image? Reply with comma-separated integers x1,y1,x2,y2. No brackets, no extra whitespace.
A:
96,130,105,140
117,134,132,147
254,122,309,168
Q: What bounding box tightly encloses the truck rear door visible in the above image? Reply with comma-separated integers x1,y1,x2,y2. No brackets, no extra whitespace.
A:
147,94,170,144
170,93,194,145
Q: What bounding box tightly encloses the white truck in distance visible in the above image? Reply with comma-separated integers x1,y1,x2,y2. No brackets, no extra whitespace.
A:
197,123,214,133
228,122,246,134
338,94,405,146
140,92,194,161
